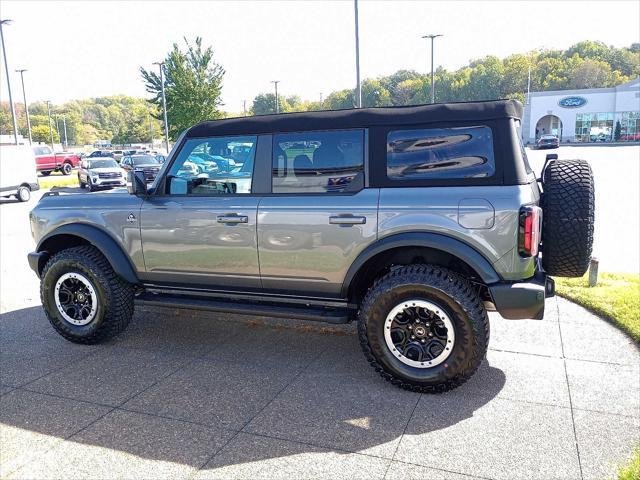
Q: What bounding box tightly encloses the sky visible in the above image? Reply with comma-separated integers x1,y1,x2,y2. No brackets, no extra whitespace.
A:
1,0,639,113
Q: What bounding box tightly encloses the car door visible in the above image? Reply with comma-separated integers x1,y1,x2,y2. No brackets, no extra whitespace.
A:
139,134,266,290
34,146,56,170
257,129,378,297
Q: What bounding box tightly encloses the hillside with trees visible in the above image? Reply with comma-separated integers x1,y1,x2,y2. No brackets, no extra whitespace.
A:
1,40,637,143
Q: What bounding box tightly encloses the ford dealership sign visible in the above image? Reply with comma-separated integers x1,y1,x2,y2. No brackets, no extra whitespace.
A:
558,96,587,108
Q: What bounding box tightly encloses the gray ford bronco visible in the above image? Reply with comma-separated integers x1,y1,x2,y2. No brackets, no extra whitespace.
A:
28,100,595,392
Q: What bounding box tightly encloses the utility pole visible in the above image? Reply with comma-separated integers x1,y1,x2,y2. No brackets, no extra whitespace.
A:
243,100,247,116
354,0,362,108
62,114,68,148
16,69,32,144
271,80,280,114
0,19,19,144
153,61,169,152
55,113,60,139
147,109,153,146
422,33,443,104
45,100,54,150
319,92,323,105
526,64,531,105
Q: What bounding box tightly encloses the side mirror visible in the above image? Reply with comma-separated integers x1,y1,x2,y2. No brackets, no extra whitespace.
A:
545,153,558,161
127,170,147,196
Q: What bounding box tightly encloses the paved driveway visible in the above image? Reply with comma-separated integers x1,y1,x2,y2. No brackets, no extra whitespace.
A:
1,145,639,479
1,297,638,480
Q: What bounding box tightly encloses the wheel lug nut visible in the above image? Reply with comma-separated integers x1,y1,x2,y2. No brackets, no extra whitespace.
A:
410,335,415,340
407,325,412,329
421,339,426,343
429,333,433,337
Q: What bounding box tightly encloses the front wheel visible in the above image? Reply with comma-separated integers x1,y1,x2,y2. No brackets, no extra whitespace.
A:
358,264,489,393
40,245,134,344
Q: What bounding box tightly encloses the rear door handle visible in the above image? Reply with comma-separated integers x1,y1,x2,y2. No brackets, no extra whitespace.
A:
329,215,366,225
217,215,248,224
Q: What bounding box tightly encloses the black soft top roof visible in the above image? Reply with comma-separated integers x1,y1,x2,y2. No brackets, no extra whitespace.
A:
186,99,523,138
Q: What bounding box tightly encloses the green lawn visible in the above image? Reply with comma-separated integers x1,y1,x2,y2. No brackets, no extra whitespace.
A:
38,173,79,190
618,448,640,480
555,272,640,343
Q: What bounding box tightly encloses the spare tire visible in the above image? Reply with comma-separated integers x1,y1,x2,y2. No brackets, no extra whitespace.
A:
541,159,595,277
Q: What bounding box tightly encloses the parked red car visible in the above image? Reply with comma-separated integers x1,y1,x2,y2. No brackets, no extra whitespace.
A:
32,146,81,176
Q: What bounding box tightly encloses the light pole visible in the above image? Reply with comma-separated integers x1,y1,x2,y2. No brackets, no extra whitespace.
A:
153,61,169,152
45,100,54,149
62,114,68,148
1,19,19,144
354,0,362,108
271,80,280,114
16,69,32,144
422,33,443,104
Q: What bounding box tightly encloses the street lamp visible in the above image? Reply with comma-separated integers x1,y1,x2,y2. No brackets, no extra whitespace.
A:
354,0,362,108
0,19,19,144
15,69,32,144
422,33,443,104
45,100,54,150
271,80,280,114
153,61,169,152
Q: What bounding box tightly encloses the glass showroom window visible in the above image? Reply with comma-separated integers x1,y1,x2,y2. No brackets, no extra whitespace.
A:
574,112,614,142
619,112,640,141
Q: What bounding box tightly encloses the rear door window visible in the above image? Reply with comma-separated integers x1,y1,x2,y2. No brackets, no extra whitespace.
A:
386,126,495,180
272,129,364,194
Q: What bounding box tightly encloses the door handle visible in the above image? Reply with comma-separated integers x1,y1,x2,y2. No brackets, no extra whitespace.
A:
329,215,366,225
217,215,248,224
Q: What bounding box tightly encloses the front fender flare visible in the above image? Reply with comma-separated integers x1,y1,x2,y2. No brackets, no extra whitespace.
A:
36,223,139,284
341,232,501,297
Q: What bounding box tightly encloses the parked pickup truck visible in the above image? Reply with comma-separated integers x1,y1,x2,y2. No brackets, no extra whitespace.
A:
32,145,81,176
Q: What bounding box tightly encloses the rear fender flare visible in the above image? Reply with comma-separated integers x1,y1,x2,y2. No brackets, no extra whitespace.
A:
341,232,501,297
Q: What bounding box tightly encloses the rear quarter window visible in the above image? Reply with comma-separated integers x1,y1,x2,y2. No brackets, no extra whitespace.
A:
386,126,495,180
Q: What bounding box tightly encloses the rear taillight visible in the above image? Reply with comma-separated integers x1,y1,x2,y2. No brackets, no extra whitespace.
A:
518,206,541,257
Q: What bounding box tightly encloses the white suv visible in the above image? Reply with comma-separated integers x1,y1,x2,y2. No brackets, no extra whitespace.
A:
77,157,126,191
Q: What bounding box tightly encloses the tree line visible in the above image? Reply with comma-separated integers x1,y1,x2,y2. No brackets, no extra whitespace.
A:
1,39,637,144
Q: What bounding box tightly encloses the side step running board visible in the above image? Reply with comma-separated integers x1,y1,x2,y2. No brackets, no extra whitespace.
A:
135,292,352,324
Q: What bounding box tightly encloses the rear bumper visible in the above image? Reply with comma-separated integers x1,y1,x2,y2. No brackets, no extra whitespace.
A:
488,272,555,320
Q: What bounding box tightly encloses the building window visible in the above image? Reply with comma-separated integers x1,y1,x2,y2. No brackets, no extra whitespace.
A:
619,111,640,141
574,112,615,143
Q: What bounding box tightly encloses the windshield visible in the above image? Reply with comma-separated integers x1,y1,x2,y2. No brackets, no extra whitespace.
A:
89,159,118,169
132,155,159,166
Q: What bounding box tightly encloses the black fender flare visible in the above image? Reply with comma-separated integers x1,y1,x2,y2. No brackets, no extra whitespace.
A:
36,223,139,284
341,232,501,297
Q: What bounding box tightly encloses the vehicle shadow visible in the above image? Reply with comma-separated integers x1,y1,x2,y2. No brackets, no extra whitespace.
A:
0,305,506,474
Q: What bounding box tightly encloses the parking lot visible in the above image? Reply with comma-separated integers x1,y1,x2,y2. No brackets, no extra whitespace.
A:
0,145,638,479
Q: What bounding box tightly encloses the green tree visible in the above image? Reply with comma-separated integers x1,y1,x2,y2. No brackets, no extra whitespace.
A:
32,124,59,144
325,89,354,110
140,37,225,139
614,120,622,141
361,79,391,107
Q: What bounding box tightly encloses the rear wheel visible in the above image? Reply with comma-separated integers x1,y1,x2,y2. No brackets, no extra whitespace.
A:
40,171,52,176
358,264,489,393
61,163,73,175
15,185,30,202
40,245,134,344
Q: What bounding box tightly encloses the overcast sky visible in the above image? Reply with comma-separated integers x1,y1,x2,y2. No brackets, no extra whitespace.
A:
1,0,639,112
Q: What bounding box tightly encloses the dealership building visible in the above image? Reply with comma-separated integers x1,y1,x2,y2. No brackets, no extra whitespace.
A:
522,78,640,144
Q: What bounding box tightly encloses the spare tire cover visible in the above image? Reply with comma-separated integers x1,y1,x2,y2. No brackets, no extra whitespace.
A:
541,159,595,277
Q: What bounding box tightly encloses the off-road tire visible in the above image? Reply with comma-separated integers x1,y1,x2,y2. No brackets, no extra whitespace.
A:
541,159,595,277
358,264,489,393
40,245,134,344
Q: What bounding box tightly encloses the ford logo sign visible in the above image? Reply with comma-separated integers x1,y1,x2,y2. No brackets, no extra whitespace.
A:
559,96,587,108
